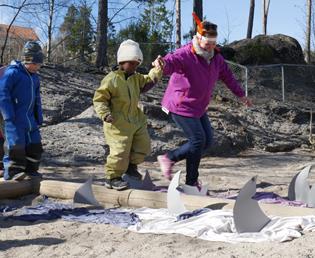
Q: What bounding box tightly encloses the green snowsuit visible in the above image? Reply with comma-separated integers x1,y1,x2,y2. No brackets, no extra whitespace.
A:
93,68,162,179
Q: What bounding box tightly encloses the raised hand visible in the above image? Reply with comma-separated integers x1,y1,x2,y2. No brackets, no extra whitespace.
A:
152,55,165,70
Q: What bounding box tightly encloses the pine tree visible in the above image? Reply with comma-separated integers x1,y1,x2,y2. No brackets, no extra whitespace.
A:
60,3,93,62
76,5,93,62
60,5,79,54
113,0,173,67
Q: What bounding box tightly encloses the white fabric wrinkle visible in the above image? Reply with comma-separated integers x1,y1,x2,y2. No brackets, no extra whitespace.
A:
127,208,315,243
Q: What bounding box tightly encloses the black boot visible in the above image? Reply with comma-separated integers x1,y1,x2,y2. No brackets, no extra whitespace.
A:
104,177,128,190
125,163,142,180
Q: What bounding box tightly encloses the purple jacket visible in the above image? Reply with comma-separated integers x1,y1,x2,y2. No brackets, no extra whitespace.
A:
161,42,245,118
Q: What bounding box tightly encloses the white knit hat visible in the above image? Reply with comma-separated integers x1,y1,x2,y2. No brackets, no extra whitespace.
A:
117,39,143,65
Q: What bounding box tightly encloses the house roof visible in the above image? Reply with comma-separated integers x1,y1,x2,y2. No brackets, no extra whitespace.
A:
0,24,39,41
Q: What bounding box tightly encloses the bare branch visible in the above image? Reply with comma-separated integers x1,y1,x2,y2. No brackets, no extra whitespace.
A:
0,0,28,64
0,4,21,9
111,16,138,24
109,0,133,23
0,2,48,9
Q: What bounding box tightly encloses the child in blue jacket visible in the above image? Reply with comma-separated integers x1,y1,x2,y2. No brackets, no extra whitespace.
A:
0,41,44,180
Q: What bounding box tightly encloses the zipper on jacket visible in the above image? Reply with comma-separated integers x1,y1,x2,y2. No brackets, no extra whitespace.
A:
126,78,132,123
23,65,35,134
27,131,31,144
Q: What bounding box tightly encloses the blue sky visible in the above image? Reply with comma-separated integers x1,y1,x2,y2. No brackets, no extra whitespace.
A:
179,0,307,47
0,0,309,49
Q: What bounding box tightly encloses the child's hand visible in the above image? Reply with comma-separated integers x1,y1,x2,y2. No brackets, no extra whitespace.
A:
152,55,165,70
104,114,114,123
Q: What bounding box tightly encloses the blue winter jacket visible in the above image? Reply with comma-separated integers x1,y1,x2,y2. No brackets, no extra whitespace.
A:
0,61,43,131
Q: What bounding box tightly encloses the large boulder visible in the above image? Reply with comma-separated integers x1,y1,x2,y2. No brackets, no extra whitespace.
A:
221,34,305,65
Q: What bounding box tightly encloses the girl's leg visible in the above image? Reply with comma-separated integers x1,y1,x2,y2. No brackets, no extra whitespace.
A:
169,113,206,185
200,113,213,151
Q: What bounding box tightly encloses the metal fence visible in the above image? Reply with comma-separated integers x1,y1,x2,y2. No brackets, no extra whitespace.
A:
216,61,315,146
226,61,315,109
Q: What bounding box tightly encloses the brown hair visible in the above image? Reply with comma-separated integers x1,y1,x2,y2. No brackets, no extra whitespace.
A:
201,21,218,37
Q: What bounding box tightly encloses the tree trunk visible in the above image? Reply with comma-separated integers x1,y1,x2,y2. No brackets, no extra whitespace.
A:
95,0,108,68
262,0,270,35
247,0,255,39
175,0,181,48
47,0,55,63
193,0,203,33
306,0,312,63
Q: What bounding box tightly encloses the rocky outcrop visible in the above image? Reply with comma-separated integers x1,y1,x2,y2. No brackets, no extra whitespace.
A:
221,34,305,65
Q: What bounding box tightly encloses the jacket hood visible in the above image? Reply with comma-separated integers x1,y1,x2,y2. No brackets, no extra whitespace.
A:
9,60,24,70
8,60,28,75
9,60,21,66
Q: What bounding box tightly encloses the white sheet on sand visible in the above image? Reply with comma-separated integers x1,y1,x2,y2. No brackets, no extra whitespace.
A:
128,208,315,243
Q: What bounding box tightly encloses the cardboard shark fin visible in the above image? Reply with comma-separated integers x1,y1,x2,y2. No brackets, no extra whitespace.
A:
288,165,315,207
122,170,156,191
73,177,101,206
233,176,271,233
167,171,187,215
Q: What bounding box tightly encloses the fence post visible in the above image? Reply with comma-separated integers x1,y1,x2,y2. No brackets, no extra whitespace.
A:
245,67,248,97
281,65,285,102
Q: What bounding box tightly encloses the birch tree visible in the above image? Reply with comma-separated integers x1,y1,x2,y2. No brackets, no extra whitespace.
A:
21,0,69,62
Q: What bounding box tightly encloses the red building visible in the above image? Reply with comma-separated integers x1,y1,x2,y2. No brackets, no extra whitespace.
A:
0,24,39,64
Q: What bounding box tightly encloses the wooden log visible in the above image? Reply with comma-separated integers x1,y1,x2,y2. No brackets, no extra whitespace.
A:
0,179,40,199
40,180,315,217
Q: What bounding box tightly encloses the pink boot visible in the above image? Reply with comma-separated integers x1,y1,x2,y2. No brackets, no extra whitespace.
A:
157,154,175,180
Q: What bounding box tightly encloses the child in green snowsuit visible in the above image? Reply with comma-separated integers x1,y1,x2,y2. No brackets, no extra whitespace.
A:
93,39,163,190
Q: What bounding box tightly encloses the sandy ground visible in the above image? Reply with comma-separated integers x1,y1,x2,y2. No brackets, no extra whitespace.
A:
1,149,315,258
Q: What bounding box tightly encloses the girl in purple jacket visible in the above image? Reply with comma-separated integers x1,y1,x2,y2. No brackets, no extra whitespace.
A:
154,14,252,188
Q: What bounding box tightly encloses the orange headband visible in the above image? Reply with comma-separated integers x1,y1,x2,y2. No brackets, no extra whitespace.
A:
192,12,204,35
